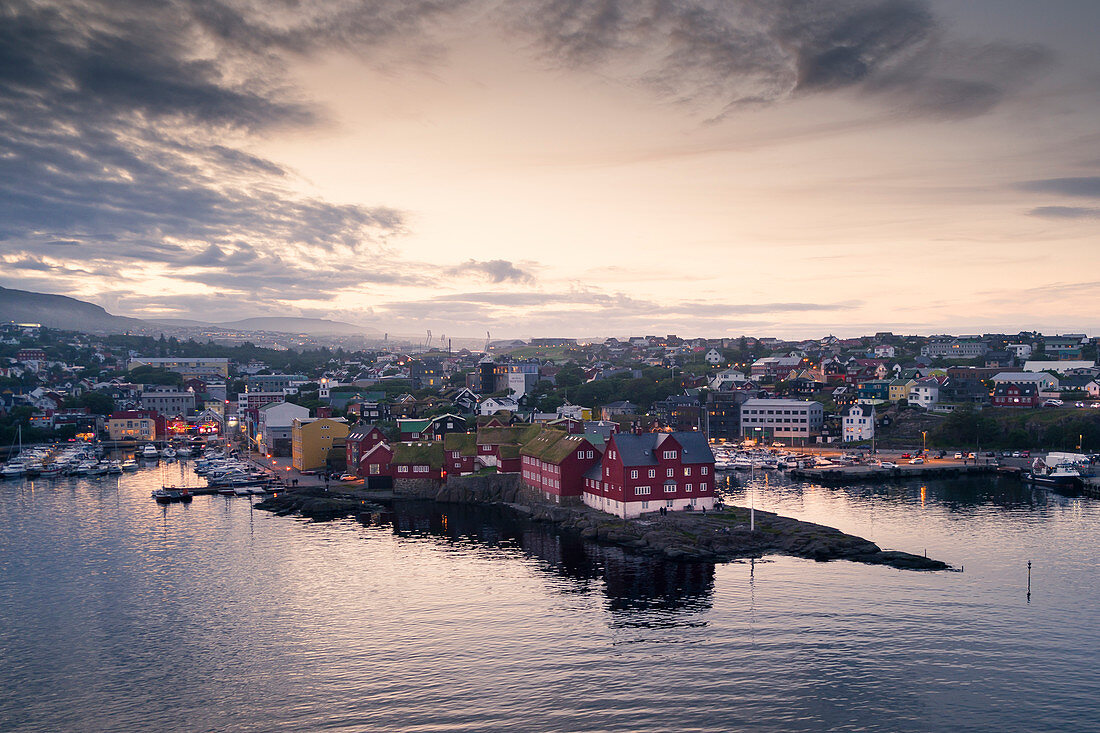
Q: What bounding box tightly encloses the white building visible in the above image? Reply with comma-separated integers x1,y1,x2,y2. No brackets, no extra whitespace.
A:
739,399,823,440
704,348,723,365
874,345,896,358
909,381,940,409
841,404,874,442
993,372,1060,392
710,368,748,391
480,396,520,415
1023,360,1096,375
1007,344,1033,360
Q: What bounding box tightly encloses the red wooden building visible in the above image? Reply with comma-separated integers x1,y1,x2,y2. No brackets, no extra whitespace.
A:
520,429,603,503
347,425,388,477
992,383,1039,408
443,432,477,476
582,432,716,518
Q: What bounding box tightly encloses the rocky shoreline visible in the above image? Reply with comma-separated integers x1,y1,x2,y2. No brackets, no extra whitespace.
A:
254,486,948,571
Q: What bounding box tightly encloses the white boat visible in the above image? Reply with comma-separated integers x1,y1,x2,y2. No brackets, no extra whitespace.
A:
142,445,159,459
162,447,177,459
106,461,123,474
1,461,26,478
121,459,139,471
175,446,191,458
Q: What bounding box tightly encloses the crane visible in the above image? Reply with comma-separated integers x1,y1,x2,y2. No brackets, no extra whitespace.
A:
485,330,491,354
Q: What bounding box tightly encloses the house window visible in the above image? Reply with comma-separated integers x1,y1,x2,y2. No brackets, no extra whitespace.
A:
630,470,638,479
664,484,676,493
684,467,692,476
685,483,693,492
666,468,674,478
635,486,651,496
666,500,674,507
663,451,677,459
586,451,593,459
701,466,708,476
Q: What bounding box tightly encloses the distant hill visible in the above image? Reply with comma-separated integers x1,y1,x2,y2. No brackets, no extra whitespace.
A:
0,287,382,339
0,286,149,333
216,317,379,336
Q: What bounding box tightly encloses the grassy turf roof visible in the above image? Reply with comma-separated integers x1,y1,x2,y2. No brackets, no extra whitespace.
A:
443,432,477,455
476,424,542,445
392,441,444,468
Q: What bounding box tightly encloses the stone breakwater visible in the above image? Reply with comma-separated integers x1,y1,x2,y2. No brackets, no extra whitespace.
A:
254,480,948,571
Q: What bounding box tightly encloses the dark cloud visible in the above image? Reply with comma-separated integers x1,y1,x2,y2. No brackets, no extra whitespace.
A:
1028,206,1100,220
1019,178,1100,198
515,0,1050,120
443,259,535,283
0,0,418,309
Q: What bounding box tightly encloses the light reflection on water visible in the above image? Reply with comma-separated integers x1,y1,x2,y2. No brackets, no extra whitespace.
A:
0,464,1098,732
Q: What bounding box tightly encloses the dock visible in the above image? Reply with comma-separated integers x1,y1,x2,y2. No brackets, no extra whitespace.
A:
789,463,998,483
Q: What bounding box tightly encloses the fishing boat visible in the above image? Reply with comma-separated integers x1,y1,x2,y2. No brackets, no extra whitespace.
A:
1025,455,1085,490
142,444,159,460
121,459,139,471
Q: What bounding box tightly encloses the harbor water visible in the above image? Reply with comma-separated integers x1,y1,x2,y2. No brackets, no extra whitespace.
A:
1,462,1098,732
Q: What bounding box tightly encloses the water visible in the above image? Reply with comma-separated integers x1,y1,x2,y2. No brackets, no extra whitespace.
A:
1,463,1098,732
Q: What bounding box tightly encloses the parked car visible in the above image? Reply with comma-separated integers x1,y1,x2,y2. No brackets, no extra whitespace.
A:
908,457,924,464
339,473,360,482
1044,399,1064,407
935,451,946,459
954,452,964,459
968,452,977,459
880,461,898,469
1022,451,1031,457
901,453,912,459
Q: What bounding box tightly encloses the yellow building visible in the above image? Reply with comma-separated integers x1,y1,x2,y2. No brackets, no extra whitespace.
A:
291,417,350,471
889,379,916,402
106,412,159,441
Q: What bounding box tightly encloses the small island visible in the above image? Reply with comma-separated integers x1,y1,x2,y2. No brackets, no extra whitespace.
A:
255,484,948,571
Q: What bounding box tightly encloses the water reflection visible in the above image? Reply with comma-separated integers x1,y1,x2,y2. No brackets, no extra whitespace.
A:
363,500,716,623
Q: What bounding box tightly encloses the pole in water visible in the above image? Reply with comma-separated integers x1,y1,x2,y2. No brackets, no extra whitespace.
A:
1027,560,1032,602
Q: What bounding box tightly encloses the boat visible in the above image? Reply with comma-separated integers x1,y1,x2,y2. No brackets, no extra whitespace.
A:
121,459,139,471
106,461,123,474
152,487,193,503
1025,456,1084,490
142,444,159,460
1,461,27,478
162,447,177,459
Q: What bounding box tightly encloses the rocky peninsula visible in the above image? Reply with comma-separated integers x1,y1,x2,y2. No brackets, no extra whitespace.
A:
254,478,948,571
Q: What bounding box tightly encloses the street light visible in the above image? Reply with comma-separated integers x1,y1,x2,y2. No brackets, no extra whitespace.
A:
921,430,927,455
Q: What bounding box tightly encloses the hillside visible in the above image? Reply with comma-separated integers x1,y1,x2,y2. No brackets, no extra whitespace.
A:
0,286,150,334
216,317,379,336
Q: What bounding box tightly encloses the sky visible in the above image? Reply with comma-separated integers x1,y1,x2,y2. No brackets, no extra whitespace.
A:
1,0,1099,340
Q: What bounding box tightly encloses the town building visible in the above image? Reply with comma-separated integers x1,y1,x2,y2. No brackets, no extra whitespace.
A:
257,401,310,456
139,387,196,417
291,417,350,471
992,372,1060,393
992,383,1040,408
392,442,445,482
841,404,874,442
739,399,823,441
581,432,715,518
128,357,230,378
520,429,603,503
443,432,478,476
106,410,164,441
909,381,941,410
346,425,388,476
921,340,989,359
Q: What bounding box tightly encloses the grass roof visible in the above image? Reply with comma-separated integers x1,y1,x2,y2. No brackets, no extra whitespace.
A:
392,441,444,468
443,431,477,455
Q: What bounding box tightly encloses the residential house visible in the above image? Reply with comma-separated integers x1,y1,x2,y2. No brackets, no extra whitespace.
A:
346,425,388,476
889,379,916,402
993,372,1060,393
398,418,433,441
841,404,875,443
600,401,638,420
704,348,723,365
856,379,891,403
479,396,520,416
476,424,542,473
581,431,716,518
992,383,1040,408
443,432,478,476
909,381,941,410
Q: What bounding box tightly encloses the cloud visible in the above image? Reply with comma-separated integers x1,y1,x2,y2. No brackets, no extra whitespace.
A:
444,259,535,283
1019,177,1100,198
1028,206,1100,220
512,0,1051,120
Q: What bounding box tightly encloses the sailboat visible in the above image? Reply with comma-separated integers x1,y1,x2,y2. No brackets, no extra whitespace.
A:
1,426,25,478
